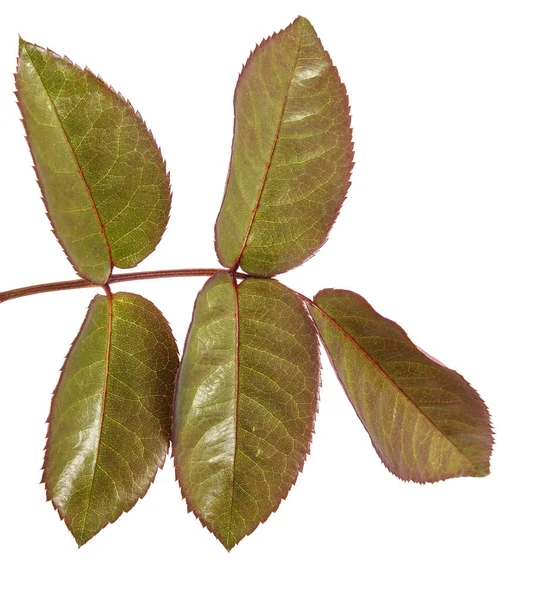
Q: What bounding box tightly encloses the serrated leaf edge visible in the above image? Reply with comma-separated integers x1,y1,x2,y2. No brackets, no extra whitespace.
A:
42,291,179,546
15,37,172,284
172,272,322,551
213,16,355,277
308,289,494,484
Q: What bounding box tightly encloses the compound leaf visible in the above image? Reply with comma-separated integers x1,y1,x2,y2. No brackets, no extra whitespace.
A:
173,272,320,550
43,292,179,546
16,39,171,284
215,16,353,277
309,289,493,483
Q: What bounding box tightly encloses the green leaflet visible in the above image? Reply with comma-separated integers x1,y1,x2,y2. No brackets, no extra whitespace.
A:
16,39,171,285
310,289,493,483
173,272,320,550
215,17,353,277
43,292,179,546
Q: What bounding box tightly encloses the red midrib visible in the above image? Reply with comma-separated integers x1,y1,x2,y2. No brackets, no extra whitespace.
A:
80,291,114,540
232,21,305,271
225,274,241,547
24,46,114,276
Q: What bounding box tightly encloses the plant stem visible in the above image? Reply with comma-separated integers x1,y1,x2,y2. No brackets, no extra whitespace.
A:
0,268,247,304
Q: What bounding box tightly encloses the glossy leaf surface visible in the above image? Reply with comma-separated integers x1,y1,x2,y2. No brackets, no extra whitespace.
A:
173,272,320,550
215,16,353,277
43,292,178,546
310,289,493,483
16,39,171,284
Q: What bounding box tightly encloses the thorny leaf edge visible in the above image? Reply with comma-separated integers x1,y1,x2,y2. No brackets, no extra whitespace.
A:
307,288,495,484
15,37,173,285
213,16,355,277
172,271,322,551
41,291,180,547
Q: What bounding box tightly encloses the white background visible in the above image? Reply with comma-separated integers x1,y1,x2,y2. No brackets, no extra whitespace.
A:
1,1,541,598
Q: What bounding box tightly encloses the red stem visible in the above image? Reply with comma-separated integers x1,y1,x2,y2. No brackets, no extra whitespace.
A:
0,268,247,304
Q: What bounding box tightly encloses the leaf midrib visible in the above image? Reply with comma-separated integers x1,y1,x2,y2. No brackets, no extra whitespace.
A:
22,43,113,277
225,275,241,549
313,303,479,472
232,20,306,271
79,294,114,542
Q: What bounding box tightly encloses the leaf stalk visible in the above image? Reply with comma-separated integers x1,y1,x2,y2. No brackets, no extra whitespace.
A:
0,268,248,304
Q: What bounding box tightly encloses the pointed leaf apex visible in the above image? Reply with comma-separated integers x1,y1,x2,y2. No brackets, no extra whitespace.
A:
216,530,237,552
74,529,92,548
293,15,312,28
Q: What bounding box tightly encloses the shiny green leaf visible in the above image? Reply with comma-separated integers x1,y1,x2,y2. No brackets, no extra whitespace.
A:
309,289,493,483
43,292,179,546
16,39,171,284
173,272,320,550
215,16,353,277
